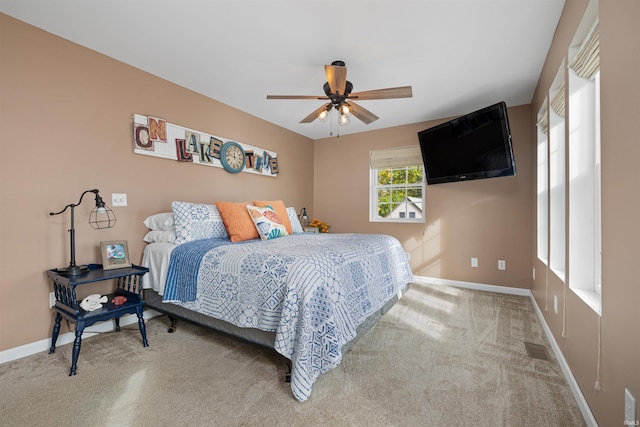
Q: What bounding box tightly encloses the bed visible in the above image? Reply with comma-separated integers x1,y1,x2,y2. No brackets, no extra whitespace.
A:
140,203,413,402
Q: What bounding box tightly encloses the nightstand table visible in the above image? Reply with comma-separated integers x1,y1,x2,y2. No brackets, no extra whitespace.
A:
47,264,149,375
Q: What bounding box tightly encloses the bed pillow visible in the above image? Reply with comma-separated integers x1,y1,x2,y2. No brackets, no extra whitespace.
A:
215,201,260,242
286,207,304,234
143,212,175,231
252,200,293,234
143,229,177,244
246,205,289,240
171,201,228,245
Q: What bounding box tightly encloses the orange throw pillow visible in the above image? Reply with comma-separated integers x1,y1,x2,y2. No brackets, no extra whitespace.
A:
215,201,259,242
252,200,293,234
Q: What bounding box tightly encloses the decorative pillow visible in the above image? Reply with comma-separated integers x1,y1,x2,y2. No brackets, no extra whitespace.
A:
171,201,228,245
143,230,177,244
246,205,289,240
287,207,304,233
252,200,293,234
143,212,175,231
215,201,260,242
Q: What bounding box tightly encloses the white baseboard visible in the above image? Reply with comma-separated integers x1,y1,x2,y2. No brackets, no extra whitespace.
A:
412,275,531,296
0,309,162,364
414,275,597,427
528,294,599,427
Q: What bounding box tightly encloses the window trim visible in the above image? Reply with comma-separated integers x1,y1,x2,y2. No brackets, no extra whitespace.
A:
536,100,550,265
369,164,425,224
566,2,601,315
548,65,567,282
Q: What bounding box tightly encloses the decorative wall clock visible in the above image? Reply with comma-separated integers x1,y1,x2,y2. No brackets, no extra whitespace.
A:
220,141,246,173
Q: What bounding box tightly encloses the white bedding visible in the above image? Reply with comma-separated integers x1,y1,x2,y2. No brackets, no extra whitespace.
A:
141,242,175,295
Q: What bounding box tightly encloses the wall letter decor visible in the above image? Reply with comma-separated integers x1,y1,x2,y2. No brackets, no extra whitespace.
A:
132,114,279,177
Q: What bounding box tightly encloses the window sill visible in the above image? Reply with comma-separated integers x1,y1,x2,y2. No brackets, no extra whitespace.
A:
571,288,602,316
550,267,566,283
369,218,425,224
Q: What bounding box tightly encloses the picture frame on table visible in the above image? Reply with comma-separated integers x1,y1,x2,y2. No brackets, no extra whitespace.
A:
100,240,131,270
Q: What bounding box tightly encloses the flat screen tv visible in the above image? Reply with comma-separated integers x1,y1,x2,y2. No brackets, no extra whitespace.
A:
418,101,516,185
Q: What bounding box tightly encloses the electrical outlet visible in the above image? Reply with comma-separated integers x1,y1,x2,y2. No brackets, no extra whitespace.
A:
498,260,506,270
471,258,478,268
533,267,536,280
49,292,56,308
625,388,637,426
553,295,558,314
112,193,127,207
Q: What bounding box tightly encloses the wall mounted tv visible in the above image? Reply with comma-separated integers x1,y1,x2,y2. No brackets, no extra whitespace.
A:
418,101,516,185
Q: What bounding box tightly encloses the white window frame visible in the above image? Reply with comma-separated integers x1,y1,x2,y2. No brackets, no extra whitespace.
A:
537,100,549,265
369,147,425,224
568,9,602,314
369,165,425,223
549,65,566,282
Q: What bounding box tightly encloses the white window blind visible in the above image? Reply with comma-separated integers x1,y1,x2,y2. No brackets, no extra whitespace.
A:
550,81,566,118
370,146,422,169
569,22,599,80
537,105,549,135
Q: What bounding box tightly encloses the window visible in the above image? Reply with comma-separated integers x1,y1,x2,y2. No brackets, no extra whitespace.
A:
549,65,566,281
537,100,549,264
568,9,601,313
369,147,425,223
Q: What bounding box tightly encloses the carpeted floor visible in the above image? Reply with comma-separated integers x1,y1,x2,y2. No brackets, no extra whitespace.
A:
0,282,586,426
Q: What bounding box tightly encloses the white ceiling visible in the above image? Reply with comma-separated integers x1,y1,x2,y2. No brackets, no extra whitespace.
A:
1,0,565,140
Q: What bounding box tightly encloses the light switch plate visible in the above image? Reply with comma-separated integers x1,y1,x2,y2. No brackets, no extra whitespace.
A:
112,193,127,207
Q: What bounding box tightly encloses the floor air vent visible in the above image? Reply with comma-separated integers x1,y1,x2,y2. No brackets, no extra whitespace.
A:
524,342,550,361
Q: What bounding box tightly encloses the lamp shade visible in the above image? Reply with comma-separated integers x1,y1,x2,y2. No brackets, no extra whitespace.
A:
318,109,330,122
338,112,350,126
89,193,116,229
299,207,310,228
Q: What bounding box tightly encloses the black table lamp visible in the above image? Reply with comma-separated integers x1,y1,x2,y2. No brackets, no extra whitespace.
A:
298,207,310,228
49,189,116,276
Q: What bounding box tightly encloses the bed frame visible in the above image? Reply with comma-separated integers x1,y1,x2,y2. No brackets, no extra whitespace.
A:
143,282,409,382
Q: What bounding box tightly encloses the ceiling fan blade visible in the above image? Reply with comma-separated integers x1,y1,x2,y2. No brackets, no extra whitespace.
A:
349,86,413,100
345,101,379,125
300,102,332,123
267,95,327,100
325,64,347,95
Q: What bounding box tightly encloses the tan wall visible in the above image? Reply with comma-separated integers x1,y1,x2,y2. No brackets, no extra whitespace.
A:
0,14,314,351
313,104,532,289
530,1,640,425
3,4,639,425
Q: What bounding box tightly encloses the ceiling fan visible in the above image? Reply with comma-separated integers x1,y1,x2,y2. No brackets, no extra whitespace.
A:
266,60,412,126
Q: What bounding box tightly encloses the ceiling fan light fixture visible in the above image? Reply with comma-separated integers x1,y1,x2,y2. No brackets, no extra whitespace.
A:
338,111,350,126
340,104,350,115
318,108,330,122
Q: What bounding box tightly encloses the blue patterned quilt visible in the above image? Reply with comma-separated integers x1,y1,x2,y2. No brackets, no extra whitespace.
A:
162,233,413,401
